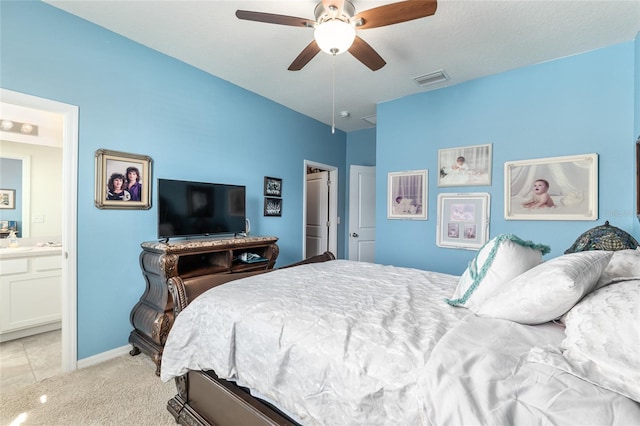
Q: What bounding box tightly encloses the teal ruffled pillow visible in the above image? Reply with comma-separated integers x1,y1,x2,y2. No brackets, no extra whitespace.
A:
447,234,550,310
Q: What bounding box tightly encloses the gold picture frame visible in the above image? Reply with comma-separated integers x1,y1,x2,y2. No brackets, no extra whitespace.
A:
94,149,152,210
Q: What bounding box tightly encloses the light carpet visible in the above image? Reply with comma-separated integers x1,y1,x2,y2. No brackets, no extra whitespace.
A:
0,354,176,426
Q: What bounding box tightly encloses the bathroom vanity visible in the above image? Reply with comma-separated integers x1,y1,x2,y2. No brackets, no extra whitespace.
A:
0,246,62,342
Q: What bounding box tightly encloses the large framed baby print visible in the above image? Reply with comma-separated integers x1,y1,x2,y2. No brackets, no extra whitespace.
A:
504,153,598,221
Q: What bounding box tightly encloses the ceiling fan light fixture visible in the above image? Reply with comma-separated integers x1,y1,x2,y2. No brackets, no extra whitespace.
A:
314,20,356,55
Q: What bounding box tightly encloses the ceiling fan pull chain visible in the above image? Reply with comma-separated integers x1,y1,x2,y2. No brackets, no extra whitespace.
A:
332,53,336,134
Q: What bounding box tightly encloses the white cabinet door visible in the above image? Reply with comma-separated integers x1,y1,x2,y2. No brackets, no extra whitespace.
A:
0,256,61,336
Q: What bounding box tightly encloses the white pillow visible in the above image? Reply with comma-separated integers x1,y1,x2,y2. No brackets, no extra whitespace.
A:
596,248,640,289
446,234,550,310
475,251,613,324
560,280,640,402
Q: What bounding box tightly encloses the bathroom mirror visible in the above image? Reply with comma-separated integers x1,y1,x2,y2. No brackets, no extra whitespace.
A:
0,154,30,238
1,101,64,241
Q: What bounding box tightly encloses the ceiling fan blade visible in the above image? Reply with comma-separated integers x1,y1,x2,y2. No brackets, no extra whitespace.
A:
236,10,315,28
348,36,386,71
288,40,322,71
354,0,437,29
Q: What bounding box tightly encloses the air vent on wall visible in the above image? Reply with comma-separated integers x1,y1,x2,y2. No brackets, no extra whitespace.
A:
362,114,377,125
412,69,449,87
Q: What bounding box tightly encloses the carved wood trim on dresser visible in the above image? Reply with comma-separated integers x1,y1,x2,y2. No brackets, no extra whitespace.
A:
129,236,279,375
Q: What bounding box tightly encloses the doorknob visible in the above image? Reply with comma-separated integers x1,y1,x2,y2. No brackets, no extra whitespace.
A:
351,233,359,237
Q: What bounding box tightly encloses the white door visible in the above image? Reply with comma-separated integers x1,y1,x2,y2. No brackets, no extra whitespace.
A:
306,171,329,258
348,166,376,262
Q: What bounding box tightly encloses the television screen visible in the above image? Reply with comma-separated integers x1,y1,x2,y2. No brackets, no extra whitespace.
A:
158,179,246,239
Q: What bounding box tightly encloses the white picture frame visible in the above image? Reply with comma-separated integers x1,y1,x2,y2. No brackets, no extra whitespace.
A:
504,153,598,221
438,143,492,187
387,170,428,220
436,193,490,250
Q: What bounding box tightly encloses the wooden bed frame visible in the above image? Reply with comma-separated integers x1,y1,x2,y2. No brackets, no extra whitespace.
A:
166,251,336,426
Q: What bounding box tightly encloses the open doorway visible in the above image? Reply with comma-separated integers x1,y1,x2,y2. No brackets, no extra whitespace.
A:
303,160,338,259
1,89,79,373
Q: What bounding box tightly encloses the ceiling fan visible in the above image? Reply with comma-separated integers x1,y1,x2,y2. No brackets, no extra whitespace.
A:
236,0,438,71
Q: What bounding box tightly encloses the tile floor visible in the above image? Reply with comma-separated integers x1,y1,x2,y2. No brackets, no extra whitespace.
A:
0,329,62,394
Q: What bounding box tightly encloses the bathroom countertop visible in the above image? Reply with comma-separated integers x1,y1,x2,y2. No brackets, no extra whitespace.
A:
0,246,63,259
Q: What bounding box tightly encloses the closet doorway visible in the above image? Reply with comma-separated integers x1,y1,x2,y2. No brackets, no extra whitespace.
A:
303,160,338,259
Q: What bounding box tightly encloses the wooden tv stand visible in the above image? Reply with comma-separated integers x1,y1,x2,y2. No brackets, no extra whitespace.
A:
129,236,279,375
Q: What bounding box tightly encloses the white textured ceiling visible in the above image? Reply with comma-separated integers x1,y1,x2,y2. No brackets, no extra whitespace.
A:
44,0,640,132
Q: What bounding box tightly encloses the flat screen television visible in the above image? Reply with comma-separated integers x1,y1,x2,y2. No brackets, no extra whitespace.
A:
158,178,246,240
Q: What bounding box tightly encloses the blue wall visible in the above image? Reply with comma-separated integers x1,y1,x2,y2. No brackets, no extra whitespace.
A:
1,1,347,359
346,127,376,167
376,41,638,275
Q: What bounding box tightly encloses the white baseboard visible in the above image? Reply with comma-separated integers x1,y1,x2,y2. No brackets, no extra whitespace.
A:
0,322,61,343
77,344,131,369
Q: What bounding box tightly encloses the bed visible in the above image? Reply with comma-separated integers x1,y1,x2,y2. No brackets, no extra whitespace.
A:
161,230,640,426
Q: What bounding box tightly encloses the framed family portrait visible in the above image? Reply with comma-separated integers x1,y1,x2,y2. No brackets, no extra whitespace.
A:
438,143,492,187
264,176,282,197
504,153,598,221
264,197,282,217
387,170,428,220
94,149,152,210
0,189,16,209
436,193,490,250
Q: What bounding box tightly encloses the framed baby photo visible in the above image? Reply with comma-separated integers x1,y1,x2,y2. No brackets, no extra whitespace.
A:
436,193,490,250
438,143,492,187
387,170,428,220
504,153,598,221
94,149,152,210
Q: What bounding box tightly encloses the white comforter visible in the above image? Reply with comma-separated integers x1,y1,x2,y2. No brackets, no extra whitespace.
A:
421,315,640,425
161,260,467,424
161,260,640,425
